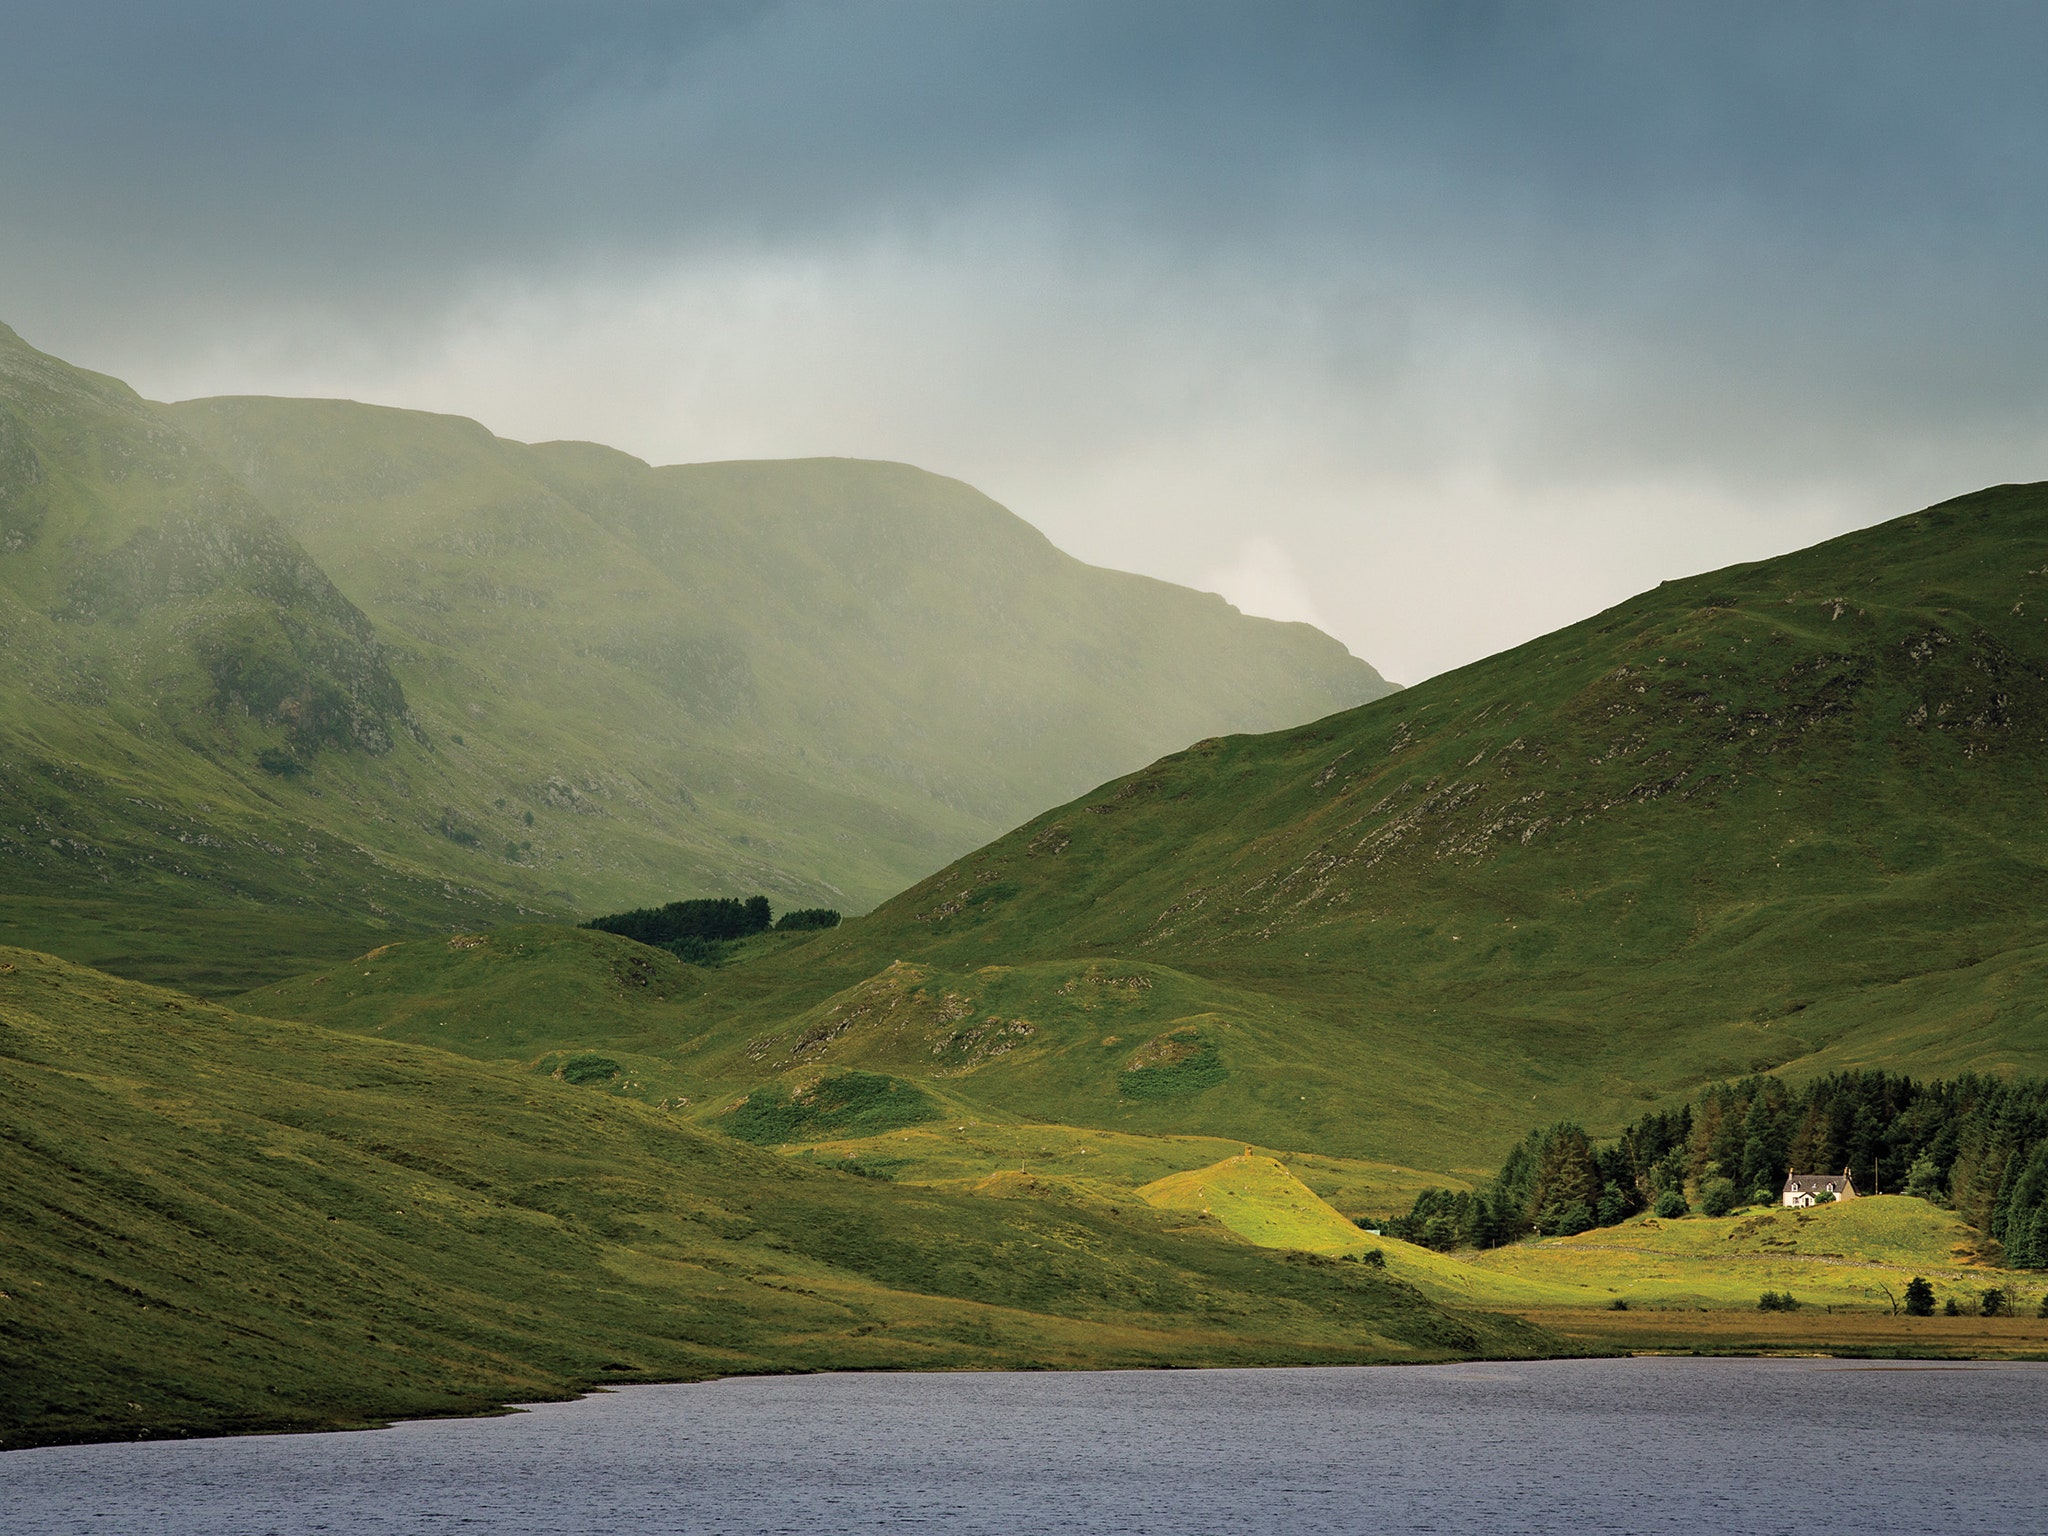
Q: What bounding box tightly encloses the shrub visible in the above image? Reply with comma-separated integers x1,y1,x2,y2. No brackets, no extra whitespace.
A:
2037,1293,2048,1319
1118,1029,1227,1100
1981,1287,2008,1317
1758,1291,1801,1312
1608,1297,1629,1311
1357,1248,1387,1268
555,1054,622,1086
812,1155,906,1182
1653,1189,1689,1219
723,1071,940,1145
1904,1276,1935,1316
437,807,482,847
1699,1177,1739,1218
1943,1297,1962,1316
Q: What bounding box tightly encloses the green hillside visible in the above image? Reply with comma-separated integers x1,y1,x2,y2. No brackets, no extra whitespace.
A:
357,481,2048,1172
0,945,1549,1450
0,323,1388,991
170,398,1386,896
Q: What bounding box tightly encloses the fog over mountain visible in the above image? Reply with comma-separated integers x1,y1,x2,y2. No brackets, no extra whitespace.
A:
5,3,2047,680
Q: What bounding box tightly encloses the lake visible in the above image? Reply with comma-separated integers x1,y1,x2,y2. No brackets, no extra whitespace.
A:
5,1359,2044,1534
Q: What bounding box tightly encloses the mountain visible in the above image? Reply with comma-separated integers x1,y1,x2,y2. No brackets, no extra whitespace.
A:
275,483,2048,1172
0,323,1390,990
0,325,462,989
746,481,2048,1166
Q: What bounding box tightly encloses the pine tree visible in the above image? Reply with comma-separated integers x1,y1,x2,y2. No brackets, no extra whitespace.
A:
1904,1276,1935,1316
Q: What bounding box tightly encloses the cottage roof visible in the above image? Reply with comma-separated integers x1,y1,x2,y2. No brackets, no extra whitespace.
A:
1782,1170,1854,1192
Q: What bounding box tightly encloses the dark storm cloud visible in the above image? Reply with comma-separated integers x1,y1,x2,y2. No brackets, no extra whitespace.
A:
5,3,2047,678
12,3,2046,303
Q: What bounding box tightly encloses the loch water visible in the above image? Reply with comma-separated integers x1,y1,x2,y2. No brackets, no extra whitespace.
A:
6,1358,2045,1535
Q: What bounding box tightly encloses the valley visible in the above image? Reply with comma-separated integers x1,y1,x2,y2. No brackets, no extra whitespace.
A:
0,323,1386,992
7,320,2048,1450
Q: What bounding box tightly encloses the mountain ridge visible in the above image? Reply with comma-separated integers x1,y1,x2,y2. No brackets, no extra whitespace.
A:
0,323,1391,989
315,479,2048,1171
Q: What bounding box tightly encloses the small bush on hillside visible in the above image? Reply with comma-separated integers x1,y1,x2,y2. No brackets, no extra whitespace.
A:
2037,1293,2048,1319
811,1154,909,1182
1653,1189,1689,1219
1357,1248,1386,1268
1758,1290,1801,1312
1943,1297,1963,1316
555,1054,622,1086
1981,1287,2008,1317
723,1071,940,1145
774,908,841,932
1904,1277,1936,1316
1608,1297,1629,1311
1699,1177,1739,1218
1118,1029,1227,1100
437,807,482,847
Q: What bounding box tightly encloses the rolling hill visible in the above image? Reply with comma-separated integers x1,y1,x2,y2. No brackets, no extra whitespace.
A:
0,323,1390,990
0,945,1548,1449
262,483,2048,1173
733,481,2048,1165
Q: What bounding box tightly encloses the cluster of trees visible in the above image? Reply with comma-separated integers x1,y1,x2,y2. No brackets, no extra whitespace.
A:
1383,1108,1693,1248
774,907,843,931
1382,1070,2048,1266
582,895,840,963
1897,1278,2042,1317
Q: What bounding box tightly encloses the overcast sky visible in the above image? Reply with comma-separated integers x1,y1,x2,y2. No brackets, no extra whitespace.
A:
5,2,2046,682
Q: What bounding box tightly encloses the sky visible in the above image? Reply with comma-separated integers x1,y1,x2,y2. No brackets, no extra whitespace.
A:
4,2,2047,683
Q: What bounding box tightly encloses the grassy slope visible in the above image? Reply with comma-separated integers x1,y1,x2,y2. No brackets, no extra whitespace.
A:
163,394,1390,914
1122,1154,2048,1329
544,482,2048,1171
1,322,1389,992
246,918,2045,1337
0,326,552,986
0,945,1554,1451
1137,1154,1376,1254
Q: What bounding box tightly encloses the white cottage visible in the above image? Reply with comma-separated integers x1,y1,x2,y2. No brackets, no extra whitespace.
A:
1781,1168,1858,1207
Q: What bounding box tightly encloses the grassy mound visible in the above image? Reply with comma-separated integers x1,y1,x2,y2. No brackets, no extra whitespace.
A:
722,1072,943,1144
1137,1155,1373,1255
240,924,704,1057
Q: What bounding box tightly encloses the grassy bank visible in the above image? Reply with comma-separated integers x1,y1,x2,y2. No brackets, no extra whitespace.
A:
0,946,1556,1451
